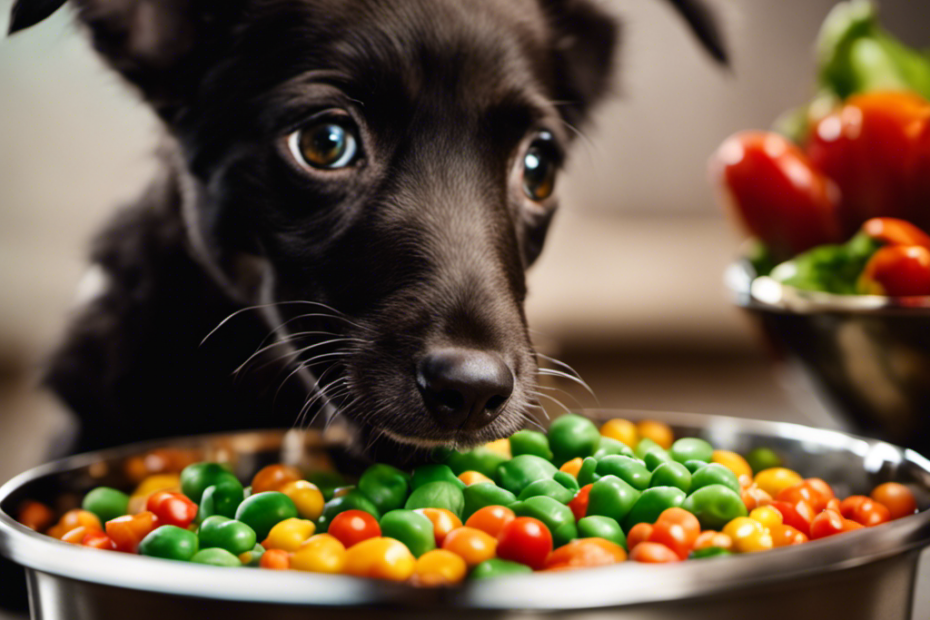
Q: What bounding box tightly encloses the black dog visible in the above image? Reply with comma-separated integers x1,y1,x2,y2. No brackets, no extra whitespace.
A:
9,0,725,460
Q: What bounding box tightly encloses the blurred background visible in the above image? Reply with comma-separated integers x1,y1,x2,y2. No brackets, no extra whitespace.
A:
2,0,930,488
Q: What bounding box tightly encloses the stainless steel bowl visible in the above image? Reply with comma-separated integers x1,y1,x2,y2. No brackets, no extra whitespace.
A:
3,410,930,620
726,259,930,453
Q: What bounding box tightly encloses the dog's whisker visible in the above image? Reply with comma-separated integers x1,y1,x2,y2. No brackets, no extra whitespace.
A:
200,300,343,346
536,368,599,403
236,333,354,373
528,390,572,416
535,383,586,410
525,402,552,421
234,337,358,376
536,352,584,380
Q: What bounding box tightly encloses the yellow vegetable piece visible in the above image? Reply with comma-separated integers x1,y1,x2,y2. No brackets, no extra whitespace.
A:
559,457,584,478
343,537,416,582
458,471,493,486
483,438,512,459
412,549,468,586
263,518,316,552
749,506,783,530
600,419,638,448
132,474,181,498
292,534,347,573
636,420,674,450
723,517,773,553
753,468,803,498
711,450,753,481
280,480,325,521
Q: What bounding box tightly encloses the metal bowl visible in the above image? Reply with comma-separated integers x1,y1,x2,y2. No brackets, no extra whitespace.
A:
726,259,930,453
3,410,930,620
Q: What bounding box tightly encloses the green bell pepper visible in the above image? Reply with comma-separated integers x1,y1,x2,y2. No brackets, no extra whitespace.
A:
82,487,130,524
198,515,257,555
584,475,640,525
495,455,557,496
139,525,199,561
234,491,299,540
681,484,747,530
404,481,465,518
462,482,517,520
470,558,533,579
623,486,687,530
650,461,692,493
548,414,601,465
577,515,627,549
509,430,554,460
379,510,436,558
595,455,652,491
191,547,242,567
358,464,411,514
690,463,741,495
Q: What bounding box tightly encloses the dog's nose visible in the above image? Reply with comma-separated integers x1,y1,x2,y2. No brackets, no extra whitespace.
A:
417,348,514,430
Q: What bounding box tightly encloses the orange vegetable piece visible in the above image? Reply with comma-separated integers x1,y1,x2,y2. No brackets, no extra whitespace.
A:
543,538,627,571
871,482,918,520
465,505,514,539
17,501,54,532
630,542,681,563
252,464,303,494
105,511,159,553
260,548,291,570
441,527,497,568
415,508,462,546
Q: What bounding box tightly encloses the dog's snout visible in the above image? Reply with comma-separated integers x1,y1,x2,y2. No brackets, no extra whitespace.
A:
417,348,514,430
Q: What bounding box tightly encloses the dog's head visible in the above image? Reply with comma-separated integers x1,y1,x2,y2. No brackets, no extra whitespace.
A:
11,0,724,452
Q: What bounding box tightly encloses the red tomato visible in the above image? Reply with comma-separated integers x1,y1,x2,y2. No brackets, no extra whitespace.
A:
810,509,846,540
82,530,118,551
841,496,891,527
626,523,654,551
465,505,515,539
328,510,381,549
146,491,198,529
568,485,592,522
543,538,627,571
862,218,930,249
630,542,681,563
711,130,841,258
769,500,813,534
649,508,701,560
808,92,930,236
496,517,552,571
871,483,918,520
769,524,808,547
105,511,159,553
777,480,834,513
858,245,930,296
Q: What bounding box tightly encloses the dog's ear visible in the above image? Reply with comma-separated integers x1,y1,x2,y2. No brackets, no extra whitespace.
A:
9,0,244,120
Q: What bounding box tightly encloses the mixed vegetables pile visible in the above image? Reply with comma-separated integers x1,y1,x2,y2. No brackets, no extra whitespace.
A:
711,1,930,296
17,414,920,585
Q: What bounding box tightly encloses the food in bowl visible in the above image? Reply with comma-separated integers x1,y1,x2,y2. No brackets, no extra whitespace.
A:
710,1,930,296
16,414,920,585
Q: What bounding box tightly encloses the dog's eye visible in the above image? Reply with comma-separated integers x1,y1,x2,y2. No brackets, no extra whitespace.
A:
289,120,359,170
522,133,559,202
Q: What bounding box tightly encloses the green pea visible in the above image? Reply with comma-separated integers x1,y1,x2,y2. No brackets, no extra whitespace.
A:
462,483,517,520
517,479,574,504
746,447,783,474
317,491,380,533
495,455,558,496
234,491,298,541
411,464,465,490
650,461,691,493
180,462,235,504
683,460,708,474
443,448,509,478
681,484,747,530
634,438,661,460
670,438,714,464
240,543,265,567
552,471,580,493
623,487,687,530
643,449,672,471
198,475,245,521
548,414,601,465
139,525,199,561
690,547,732,560
509,430,554,461
81,487,130,523
585,475,640,524
512,496,577,547
577,516,627,549
577,457,601,487
470,558,533,579
305,471,347,501
690,463,741,495
358,464,411,514
595,456,652,491
380,510,436,558
593,436,634,459
405,481,464,518
191,548,242,567
198,515,257,555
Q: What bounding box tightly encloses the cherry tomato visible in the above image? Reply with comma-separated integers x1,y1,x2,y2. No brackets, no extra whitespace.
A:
810,509,846,540
741,484,773,512
328,510,381,549
711,131,841,258
260,548,291,570
252,464,303,494
840,496,891,527
543,538,627,571
61,526,101,545
146,491,198,529
769,523,808,547
465,505,515,539
17,501,54,532
723,517,773,553
627,523,654,551
693,530,732,551
279,480,325,521
858,245,930,296
442,527,497,568
568,484,592,522
768,500,814,534
649,508,701,560
862,218,930,249
412,549,468,586
630,541,680,563
776,479,834,513
870,483,918,520
82,530,118,551
343,537,416,581
416,508,462,546
105,511,159,553
291,534,347,573
496,517,552,570
47,509,102,540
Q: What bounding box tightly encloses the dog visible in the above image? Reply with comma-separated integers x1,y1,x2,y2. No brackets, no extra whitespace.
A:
9,0,725,461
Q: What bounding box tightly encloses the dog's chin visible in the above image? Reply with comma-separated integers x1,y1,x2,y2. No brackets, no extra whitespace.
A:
368,409,527,451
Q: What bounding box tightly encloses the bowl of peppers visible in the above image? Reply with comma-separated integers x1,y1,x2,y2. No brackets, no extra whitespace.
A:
714,1,930,451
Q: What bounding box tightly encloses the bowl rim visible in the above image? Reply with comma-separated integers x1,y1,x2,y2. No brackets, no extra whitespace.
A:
2,409,930,610
725,258,930,314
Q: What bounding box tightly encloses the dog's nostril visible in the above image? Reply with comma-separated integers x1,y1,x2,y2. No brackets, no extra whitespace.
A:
417,347,514,431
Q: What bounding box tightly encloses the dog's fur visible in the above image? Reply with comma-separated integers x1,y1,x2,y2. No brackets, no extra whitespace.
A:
9,0,725,459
